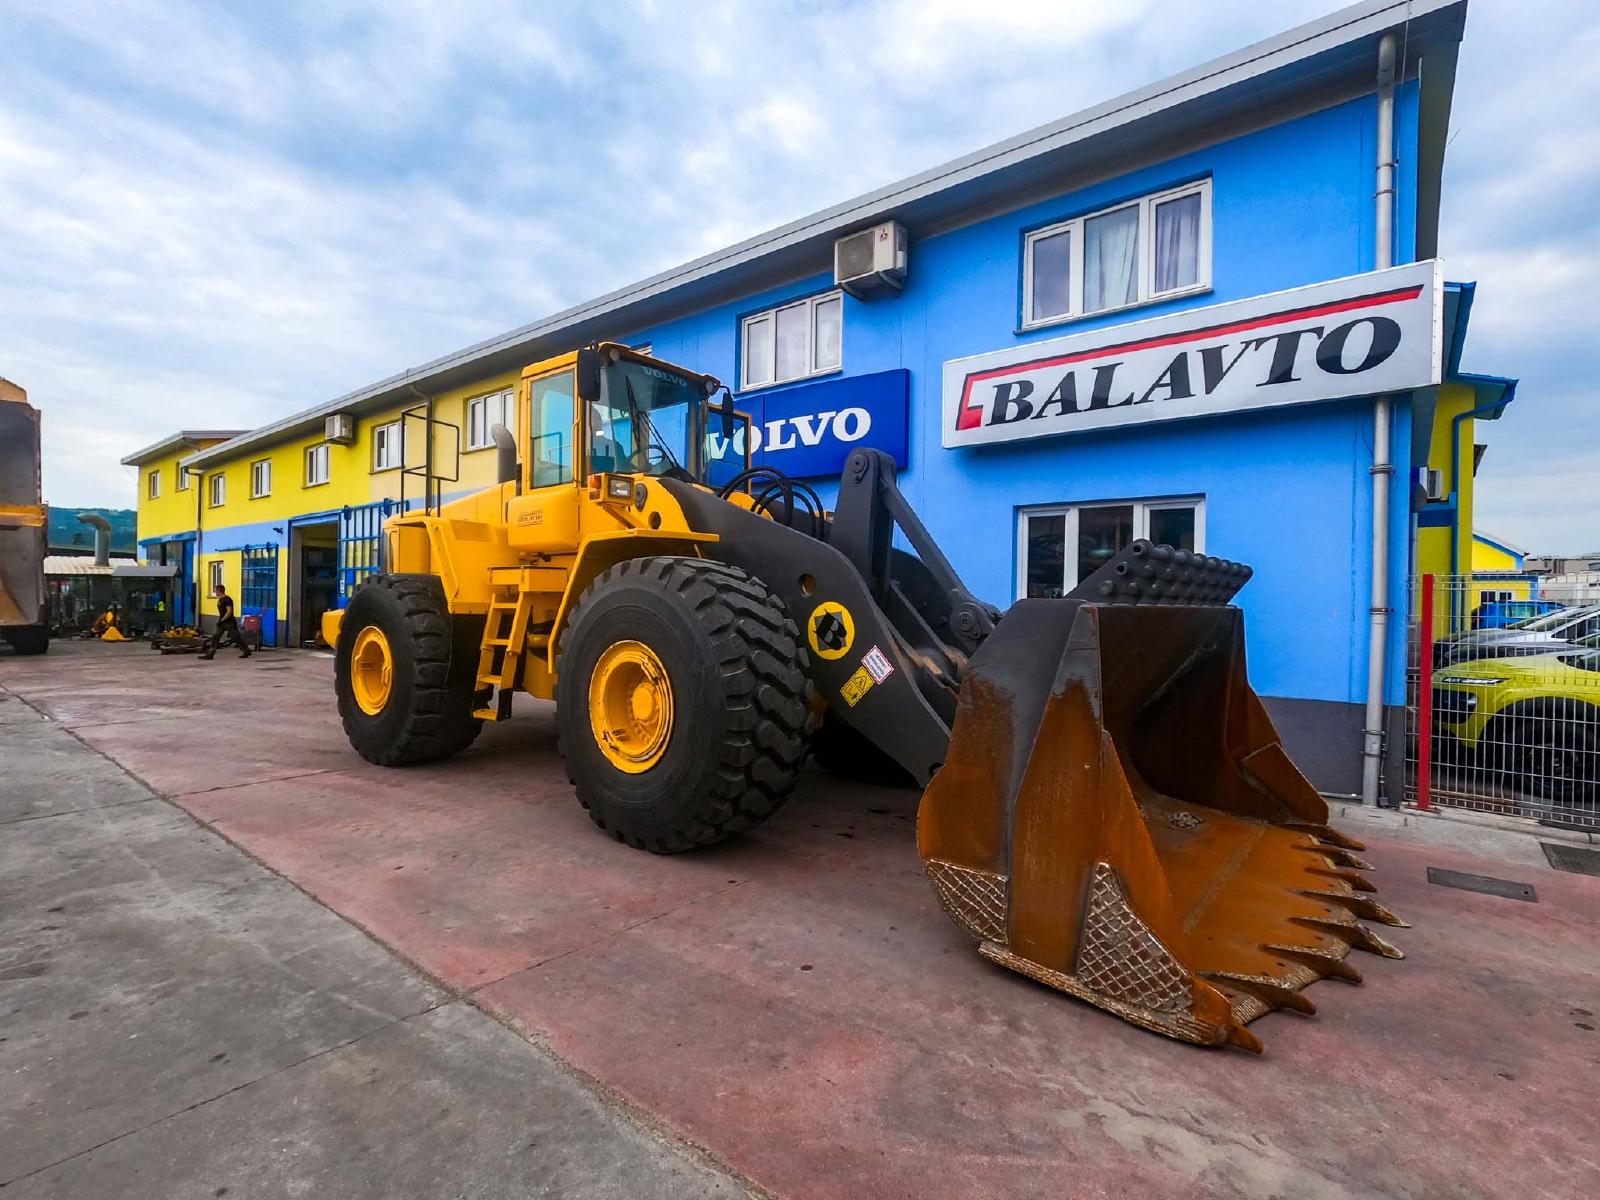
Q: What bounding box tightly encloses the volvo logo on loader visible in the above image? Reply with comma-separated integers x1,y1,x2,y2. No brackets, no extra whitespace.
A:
806,601,855,660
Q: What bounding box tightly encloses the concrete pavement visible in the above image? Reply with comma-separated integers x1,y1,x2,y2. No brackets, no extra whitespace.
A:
5,640,1600,1199
0,677,746,1198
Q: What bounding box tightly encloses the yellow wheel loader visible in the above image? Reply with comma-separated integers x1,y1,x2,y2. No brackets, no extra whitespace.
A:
0,379,50,656
329,343,1403,1050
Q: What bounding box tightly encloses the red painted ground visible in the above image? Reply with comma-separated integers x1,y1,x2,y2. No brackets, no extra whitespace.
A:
6,641,1599,1199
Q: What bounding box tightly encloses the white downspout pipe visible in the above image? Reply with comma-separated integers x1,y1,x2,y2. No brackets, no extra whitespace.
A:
1360,30,1399,806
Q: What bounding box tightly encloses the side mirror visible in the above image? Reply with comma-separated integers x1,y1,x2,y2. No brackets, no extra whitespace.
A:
576,349,601,403
720,396,734,441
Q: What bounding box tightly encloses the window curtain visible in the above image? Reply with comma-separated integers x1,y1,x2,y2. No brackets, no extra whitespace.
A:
1084,206,1139,312
1154,194,1201,292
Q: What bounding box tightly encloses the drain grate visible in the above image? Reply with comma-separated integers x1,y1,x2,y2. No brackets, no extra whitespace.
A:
1540,842,1600,877
1427,867,1538,902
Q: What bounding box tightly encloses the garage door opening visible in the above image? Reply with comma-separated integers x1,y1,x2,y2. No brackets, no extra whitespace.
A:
287,520,339,647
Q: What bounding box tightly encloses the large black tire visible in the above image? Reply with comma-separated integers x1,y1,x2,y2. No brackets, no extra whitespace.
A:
4,625,49,655
555,557,809,853
335,574,483,767
810,711,916,788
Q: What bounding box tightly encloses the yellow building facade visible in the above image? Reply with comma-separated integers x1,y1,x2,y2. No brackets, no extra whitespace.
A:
1411,366,1523,637
130,370,527,643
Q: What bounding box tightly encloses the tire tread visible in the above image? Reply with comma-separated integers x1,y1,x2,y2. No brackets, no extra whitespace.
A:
556,556,809,852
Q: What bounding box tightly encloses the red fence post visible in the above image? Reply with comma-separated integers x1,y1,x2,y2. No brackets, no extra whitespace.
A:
1416,573,1435,812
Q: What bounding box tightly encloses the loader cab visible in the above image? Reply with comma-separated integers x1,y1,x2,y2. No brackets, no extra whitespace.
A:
517,344,748,495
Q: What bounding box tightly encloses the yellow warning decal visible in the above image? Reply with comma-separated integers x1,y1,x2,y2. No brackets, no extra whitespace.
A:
841,666,874,707
807,601,855,661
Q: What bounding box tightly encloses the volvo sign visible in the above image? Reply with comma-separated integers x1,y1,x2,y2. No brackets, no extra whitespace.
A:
942,261,1442,448
713,368,909,478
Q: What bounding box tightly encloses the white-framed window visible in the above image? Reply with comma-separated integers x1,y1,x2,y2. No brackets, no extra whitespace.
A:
1016,497,1205,600
208,560,224,593
373,421,403,471
250,459,271,498
1022,179,1212,329
466,389,515,451
305,442,330,487
176,466,190,491
147,469,161,499
208,473,226,508
740,291,843,390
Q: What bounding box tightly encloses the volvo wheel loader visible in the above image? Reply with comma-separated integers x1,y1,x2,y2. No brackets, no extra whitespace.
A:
0,379,50,656
329,343,1403,1051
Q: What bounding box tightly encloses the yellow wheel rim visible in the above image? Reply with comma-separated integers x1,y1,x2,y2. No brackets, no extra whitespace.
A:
588,639,674,773
350,625,394,716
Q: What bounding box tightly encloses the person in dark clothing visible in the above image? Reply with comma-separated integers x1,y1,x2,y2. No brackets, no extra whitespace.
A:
200,584,251,659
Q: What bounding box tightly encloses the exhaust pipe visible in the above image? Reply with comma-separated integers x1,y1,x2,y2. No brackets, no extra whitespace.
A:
76,512,112,566
491,424,520,493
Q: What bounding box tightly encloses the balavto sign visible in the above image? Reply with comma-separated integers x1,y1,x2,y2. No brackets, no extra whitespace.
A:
942,261,1442,448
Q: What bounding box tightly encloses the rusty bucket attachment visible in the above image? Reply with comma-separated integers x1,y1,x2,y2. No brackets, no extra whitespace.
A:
918,543,1403,1050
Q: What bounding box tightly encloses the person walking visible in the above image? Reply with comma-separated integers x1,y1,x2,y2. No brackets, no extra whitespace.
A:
199,584,252,660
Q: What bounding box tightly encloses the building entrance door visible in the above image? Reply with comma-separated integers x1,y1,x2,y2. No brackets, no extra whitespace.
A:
287,520,339,647
240,543,279,647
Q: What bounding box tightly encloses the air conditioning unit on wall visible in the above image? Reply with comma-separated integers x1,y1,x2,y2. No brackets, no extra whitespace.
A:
1416,467,1446,502
325,413,356,444
834,220,907,299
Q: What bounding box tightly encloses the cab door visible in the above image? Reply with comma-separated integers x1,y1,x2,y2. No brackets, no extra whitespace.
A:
507,365,581,553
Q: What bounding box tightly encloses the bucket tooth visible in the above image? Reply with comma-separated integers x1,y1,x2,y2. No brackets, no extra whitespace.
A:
1295,888,1409,928
1307,865,1379,892
1331,850,1375,871
1225,1023,1265,1054
1291,917,1406,959
1294,843,1374,870
1283,823,1367,852
1264,944,1365,984
1203,971,1318,1016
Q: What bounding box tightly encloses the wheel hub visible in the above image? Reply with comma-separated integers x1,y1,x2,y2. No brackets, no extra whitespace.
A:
350,625,394,716
589,640,674,773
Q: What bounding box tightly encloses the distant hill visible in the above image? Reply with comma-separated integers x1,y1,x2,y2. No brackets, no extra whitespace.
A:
47,507,138,555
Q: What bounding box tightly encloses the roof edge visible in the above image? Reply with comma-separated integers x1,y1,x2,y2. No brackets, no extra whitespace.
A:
121,430,248,467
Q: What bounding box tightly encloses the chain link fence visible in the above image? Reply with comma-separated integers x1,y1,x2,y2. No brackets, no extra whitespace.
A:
1405,574,1600,831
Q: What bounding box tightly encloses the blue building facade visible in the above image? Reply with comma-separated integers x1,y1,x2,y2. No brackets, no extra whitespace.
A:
171,0,1496,797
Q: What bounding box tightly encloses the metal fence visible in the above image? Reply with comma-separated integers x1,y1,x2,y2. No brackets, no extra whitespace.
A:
337,500,396,604
1405,573,1600,831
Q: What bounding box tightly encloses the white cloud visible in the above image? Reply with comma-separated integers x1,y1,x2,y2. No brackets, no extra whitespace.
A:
3,0,1597,558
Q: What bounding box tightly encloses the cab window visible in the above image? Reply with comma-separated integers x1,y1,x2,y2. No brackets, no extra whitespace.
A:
528,370,576,488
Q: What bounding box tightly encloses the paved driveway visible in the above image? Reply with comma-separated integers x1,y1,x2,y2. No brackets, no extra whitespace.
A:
5,640,1599,1199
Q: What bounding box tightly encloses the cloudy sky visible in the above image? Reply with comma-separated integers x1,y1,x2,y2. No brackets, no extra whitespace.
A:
3,0,1595,550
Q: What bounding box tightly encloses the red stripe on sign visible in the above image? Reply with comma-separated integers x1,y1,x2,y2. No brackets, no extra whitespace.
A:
955,284,1423,427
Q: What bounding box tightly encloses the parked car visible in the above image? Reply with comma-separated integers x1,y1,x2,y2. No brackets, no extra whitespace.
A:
1433,604,1600,668
1472,598,1564,630
1431,649,1600,804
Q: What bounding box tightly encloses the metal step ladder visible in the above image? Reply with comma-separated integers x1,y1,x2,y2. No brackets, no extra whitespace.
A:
474,589,534,721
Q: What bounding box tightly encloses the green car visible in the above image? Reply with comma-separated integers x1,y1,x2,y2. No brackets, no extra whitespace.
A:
1431,648,1600,805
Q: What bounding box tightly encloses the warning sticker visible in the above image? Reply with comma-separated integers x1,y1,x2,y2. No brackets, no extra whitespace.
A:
841,666,875,707
806,600,855,661
861,644,894,683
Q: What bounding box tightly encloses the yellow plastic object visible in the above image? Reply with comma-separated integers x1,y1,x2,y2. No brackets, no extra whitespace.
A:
101,626,127,642
588,639,674,772
350,625,394,715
